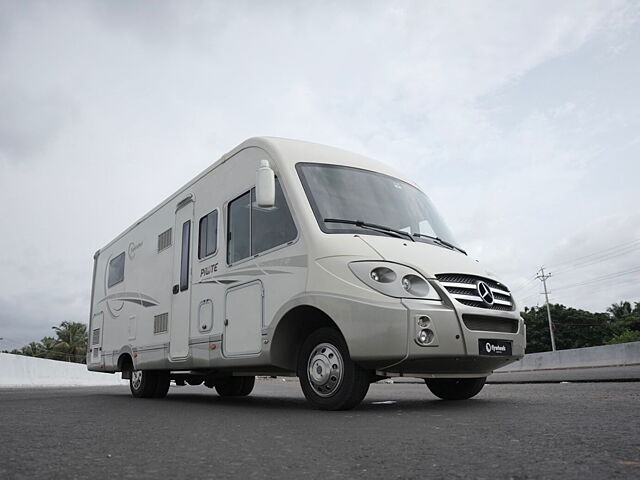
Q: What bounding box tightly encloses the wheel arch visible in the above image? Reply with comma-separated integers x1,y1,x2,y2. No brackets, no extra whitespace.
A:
270,304,342,372
116,350,134,372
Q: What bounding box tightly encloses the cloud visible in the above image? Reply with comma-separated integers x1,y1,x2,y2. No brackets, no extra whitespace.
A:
0,89,76,164
0,0,638,344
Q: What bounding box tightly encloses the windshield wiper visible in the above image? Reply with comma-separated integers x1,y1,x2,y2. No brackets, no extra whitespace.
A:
413,233,467,255
324,218,415,242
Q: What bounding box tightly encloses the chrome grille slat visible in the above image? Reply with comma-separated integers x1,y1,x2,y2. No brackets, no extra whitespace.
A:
436,273,515,311
491,288,510,296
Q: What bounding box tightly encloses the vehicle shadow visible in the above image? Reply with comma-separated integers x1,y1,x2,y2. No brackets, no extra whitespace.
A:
102,385,516,414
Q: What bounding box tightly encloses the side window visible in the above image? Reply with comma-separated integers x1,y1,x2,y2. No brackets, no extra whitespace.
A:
198,210,218,259
251,180,297,254
227,191,251,264
180,220,191,291
107,252,125,288
227,179,297,264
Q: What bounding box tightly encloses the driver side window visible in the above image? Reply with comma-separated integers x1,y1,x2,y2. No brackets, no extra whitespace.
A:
227,179,297,264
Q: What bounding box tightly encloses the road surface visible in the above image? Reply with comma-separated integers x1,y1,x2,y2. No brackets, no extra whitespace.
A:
1,380,638,479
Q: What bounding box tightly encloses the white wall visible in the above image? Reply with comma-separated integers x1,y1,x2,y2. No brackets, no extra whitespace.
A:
496,341,640,372
0,353,127,387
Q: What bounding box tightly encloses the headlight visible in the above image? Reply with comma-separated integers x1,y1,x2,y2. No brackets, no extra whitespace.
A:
370,267,396,283
348,261,440,300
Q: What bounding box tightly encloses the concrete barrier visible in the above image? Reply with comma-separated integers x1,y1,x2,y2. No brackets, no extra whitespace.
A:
0,353,127,387
495,341,640,372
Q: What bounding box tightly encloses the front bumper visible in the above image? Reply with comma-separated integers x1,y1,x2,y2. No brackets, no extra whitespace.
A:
376,297,525,377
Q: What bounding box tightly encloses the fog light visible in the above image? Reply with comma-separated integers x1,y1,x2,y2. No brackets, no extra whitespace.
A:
416,328,434,345
417,315,430,328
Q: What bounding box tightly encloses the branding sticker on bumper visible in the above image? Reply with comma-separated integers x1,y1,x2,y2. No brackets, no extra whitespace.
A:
479,339,512,356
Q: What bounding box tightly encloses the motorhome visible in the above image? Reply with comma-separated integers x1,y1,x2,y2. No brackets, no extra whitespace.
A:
88,137,525,410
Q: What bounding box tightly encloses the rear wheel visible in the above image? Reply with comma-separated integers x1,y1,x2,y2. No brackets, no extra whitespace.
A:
424,377,486,400
297,327,370,410
129,370,158,398
214,376,255,397
153,371,170,398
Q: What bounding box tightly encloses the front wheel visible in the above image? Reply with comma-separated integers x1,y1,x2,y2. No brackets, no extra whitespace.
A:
425,377,486,400
297,328,370,410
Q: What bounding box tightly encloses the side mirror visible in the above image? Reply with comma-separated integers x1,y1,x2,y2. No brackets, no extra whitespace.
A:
256,159,275,208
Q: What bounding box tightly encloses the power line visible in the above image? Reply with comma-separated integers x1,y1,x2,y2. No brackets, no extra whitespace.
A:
552,245,640,275
552,265,640,292
512,275,539,293
546,238,640,271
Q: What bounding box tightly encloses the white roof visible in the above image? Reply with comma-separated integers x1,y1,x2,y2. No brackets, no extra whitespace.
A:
229,136,416,186
98,137,414,253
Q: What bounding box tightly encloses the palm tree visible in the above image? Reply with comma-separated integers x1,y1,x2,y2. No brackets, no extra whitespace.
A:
39,336,59,360
21,342,43,357
52,321,88,363
607,301,632,319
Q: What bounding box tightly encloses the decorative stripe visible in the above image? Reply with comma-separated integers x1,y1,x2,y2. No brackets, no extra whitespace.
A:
98,292,160,308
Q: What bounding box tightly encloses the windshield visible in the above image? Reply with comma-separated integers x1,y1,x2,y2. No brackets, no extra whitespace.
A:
296,163,462,249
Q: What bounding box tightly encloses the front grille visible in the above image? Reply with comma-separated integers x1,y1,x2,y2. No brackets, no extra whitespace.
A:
462,314,519,333
436,273,514,311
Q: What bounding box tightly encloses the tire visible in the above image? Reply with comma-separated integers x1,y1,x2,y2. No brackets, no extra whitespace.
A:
152,371,171,398
129,370,158,398
214,376,255,397
425,377,486,400
297,327,370,411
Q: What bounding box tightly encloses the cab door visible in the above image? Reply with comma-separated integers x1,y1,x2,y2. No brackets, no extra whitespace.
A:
170,197,194,360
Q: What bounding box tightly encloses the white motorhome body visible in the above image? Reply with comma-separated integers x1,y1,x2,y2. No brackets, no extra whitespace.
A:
88,137,525,409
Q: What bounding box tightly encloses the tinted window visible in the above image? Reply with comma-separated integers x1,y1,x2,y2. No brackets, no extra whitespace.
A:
251,181,297,254
227,191,251,263
180,220,191,291
297,163,461,249
107,252,125,288
198,210,218,259
227,179,297,264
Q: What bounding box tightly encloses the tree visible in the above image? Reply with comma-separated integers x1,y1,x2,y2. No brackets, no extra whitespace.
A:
606,301,640,334
607,301,633,319
606,330,640,345
522,304,616,353
51,321,88,363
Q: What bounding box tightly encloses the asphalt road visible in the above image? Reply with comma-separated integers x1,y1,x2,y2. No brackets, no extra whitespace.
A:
1,381,639,479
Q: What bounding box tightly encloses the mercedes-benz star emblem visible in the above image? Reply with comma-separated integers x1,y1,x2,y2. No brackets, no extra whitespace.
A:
476,281,495,305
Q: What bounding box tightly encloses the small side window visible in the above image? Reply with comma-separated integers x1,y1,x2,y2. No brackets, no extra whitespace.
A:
198,210,218,259
107,252,125,288
180,221,191,291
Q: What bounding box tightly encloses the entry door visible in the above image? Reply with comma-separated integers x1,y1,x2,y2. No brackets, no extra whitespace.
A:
170,199,194,360
224,281,263,357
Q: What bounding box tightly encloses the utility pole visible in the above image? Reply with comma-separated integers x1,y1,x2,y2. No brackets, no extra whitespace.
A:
536,267,556,351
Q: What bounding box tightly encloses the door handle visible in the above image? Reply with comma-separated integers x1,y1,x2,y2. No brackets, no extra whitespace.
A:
172,284,179,294
224,319,229,326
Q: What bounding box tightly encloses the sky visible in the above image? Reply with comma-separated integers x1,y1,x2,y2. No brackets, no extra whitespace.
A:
1,0,639,347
